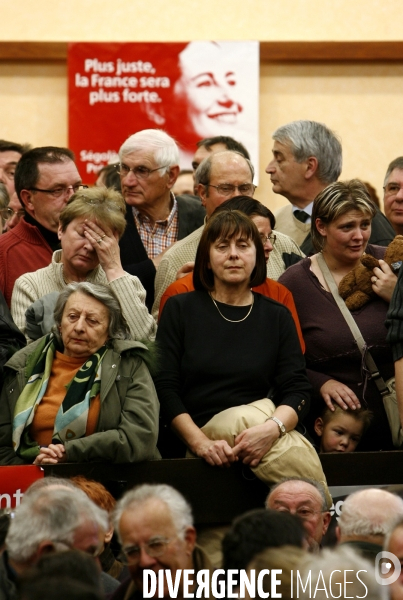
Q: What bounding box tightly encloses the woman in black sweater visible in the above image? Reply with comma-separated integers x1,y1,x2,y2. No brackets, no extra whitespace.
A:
155,210,311,468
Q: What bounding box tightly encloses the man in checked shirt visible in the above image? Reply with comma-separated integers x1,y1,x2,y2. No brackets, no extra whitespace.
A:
118,129,205,310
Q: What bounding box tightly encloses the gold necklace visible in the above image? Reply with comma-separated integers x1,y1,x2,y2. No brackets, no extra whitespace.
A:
209,292,254,323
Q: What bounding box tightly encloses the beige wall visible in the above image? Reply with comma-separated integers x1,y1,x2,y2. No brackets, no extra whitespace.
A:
3,0,403,42
260,62,403,213
1,0,403,211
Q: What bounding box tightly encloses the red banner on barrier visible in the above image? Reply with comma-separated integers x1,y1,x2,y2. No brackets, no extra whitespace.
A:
68,41,259,183
0,466,43,508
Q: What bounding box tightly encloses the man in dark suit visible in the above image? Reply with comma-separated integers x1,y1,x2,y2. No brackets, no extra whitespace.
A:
118,129,205,309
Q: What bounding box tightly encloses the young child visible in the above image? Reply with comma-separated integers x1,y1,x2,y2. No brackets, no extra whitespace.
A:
314,404,372,453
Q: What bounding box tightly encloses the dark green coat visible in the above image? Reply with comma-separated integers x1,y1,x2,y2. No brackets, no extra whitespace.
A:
0,338,160,465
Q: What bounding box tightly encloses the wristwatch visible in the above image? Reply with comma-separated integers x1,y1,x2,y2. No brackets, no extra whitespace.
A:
268,416,286,437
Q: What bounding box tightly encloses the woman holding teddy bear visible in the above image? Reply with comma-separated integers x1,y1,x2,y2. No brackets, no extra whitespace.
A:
279,179,397,450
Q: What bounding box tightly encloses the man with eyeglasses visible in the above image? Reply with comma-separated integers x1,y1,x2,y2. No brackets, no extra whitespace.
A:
0,146,85,306
0,486,109,600
117,130,205,310
265,477,331,553
111,484,212,600
383,157,403,236
152,150,304,318
266,120,394,254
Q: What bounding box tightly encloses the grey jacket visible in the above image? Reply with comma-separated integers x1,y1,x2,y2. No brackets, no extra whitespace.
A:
0,338,160,465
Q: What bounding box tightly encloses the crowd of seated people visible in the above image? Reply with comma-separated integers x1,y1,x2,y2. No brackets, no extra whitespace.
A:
0,478,401,600
2,119,403,598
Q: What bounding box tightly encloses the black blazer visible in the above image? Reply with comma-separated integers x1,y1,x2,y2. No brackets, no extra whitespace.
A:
119,195,205,309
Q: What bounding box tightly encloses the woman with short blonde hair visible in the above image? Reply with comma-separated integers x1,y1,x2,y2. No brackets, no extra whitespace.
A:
11,186,156,342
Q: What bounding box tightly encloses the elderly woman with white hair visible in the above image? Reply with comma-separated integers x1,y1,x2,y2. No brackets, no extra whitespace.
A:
11,185,157,342
0,282,160,465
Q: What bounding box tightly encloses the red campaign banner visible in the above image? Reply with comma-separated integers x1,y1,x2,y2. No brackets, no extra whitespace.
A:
0,465,43,508
68,42,259,184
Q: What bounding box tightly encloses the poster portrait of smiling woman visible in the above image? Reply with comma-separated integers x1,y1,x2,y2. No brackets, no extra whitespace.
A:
68,41,259,182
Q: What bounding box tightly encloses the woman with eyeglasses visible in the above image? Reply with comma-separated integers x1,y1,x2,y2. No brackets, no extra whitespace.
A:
11,186,156,343
155,210,326,487
279,180,397,450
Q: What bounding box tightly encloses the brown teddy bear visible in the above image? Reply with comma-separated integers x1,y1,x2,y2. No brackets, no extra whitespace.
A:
338,235,403,310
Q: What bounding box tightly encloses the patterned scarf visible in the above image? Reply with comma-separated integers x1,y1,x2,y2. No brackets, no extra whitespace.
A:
12,333,108,461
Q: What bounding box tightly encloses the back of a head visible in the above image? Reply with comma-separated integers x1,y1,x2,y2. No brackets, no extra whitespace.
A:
6,486,108,565
15,146,75,200
23,476,78,498
302,546,380,600
71,475,116,514
213,195,275,228
23,549,102,593
222,508,305,572
197,136,250,160
248,545,308,599
119,129,179,169
272,120,342,184
339,488,403,540
19,577,104,600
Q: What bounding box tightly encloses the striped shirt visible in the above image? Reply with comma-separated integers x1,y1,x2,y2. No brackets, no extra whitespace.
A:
132,195,179,259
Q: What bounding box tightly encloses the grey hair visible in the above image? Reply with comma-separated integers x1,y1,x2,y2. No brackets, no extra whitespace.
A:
53,282,130,342
266,477,328,511
113,484,193,544
194,150,255,187
272,120,342,184
119,129,179,174
384,156,403,186
6,487,108,564
23,477,78,498
339,488,403,538
302,546,381,600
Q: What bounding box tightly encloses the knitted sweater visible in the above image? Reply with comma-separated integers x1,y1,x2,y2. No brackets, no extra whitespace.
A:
0,218,53,307
11,250,157,342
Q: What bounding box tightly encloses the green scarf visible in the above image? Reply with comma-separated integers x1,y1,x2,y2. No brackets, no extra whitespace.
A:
12,333,108,461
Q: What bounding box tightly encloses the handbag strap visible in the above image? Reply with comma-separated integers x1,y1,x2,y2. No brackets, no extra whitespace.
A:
316,252,389,396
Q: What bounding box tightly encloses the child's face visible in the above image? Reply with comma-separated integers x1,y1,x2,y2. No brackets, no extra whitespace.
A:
315,413,364,453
